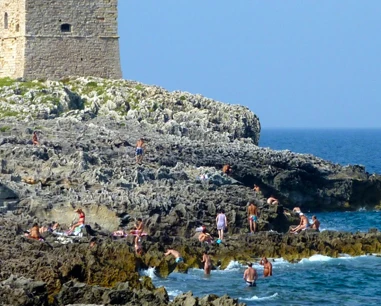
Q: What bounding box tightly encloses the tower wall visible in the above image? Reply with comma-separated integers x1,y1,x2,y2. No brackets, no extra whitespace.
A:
0,0,121,80
0,0,26,78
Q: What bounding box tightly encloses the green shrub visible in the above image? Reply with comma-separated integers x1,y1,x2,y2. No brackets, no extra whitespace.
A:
86,81,98,87
0,78,15,87
0,126,11,132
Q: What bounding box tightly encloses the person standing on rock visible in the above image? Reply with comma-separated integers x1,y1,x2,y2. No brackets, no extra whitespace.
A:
216,209,228,241
243,262,258,287
164,248,184,263
135,138,145,164
201,250,212,275
32,131,39,146
130,218,144,247
247,202,258,234
259,257,273,277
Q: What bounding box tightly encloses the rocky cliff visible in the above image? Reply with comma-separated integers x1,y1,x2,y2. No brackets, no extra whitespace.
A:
1,77,381,305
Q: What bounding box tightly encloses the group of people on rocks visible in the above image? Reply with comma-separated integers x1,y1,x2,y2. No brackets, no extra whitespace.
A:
26,208,86,241
289,207,320,233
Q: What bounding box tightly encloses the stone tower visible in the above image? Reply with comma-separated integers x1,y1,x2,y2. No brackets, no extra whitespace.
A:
0,0,122,80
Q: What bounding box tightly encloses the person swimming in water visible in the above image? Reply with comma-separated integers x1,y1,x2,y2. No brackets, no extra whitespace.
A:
201,250,212,275
259,257,273,277
243,262,258,287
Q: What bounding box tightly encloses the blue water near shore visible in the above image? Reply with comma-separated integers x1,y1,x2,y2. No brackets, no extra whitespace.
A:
147,129,381,305
260,128,381,174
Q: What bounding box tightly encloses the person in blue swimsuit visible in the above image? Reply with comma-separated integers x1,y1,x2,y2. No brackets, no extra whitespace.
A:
164,249,184,263
135,138,145,164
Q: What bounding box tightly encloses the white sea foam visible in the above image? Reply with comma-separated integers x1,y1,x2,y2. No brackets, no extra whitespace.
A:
140,267,157,279
241,292,278,301
167,289,183,297
225,260,243,270
271,258,288,266
300,254,332,263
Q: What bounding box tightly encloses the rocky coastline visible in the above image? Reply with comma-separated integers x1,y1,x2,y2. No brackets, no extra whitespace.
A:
1,77,381,305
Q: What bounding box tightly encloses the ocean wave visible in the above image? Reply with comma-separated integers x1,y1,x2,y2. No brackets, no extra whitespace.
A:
300,254,332,262
225,260,243,270
241,292,278,301
167,289,183,297
139,267,157,279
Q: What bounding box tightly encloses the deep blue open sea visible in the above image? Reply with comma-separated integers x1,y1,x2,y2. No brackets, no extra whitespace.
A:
146,129,381,305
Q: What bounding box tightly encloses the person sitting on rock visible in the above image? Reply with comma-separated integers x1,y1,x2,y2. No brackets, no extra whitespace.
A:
290,213,310,234
292,207,302,214
267,195,279,205
164,248,184,263
28,223,41,240
198,228,213,244
222,164,232,175
70,208,85,232
32,131,39,146
310,215,320,232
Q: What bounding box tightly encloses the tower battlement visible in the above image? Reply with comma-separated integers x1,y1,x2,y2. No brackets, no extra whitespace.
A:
0,0,121,80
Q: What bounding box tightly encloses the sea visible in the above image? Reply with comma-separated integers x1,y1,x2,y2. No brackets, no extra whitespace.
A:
144,129,381,306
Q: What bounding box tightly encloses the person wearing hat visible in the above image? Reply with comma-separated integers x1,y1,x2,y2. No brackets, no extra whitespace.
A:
70,208,85,232
290,212,310,234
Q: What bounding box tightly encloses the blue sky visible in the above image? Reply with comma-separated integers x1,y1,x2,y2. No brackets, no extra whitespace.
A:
118,1,381,128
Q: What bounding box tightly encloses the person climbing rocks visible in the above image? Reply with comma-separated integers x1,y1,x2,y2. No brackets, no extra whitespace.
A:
267,195,279,205
247,201,258,234
216,209,228,241
164,248,184,263
135,138,146,164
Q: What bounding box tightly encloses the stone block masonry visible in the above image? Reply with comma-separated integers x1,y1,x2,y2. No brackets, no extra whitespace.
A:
0,0,121,80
